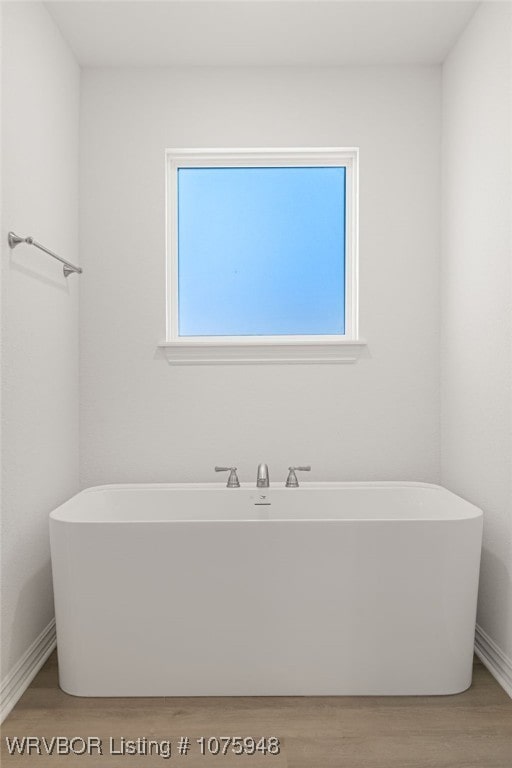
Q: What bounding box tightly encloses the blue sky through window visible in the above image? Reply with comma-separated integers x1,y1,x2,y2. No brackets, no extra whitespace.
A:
177,166,346,336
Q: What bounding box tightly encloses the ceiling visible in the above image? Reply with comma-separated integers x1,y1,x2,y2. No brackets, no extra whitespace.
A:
46,1,479,68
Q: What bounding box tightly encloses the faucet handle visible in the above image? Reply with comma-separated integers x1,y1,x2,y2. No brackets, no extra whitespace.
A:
215,466,240,488
285,466,311,487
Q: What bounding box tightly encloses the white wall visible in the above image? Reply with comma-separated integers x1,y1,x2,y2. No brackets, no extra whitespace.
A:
1,3,80,681
79,66,441,487
441,2,512,665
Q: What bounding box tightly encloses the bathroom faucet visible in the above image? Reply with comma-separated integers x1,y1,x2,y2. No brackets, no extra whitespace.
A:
256,463,270,488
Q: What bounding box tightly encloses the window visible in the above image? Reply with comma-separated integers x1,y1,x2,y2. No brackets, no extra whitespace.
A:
161,148,362,364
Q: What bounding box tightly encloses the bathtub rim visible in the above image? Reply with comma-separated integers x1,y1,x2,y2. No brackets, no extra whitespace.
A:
49,481,483,524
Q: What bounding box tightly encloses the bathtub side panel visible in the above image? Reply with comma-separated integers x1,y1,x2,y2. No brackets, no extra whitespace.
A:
50,517,482,696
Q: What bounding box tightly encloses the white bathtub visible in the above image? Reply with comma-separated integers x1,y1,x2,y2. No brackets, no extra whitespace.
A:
50,482,482,696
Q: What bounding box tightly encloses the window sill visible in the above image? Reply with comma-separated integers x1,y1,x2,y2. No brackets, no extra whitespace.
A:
157,339,367,365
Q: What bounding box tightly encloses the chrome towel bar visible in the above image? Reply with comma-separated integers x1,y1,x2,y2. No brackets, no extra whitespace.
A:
8,231,82,277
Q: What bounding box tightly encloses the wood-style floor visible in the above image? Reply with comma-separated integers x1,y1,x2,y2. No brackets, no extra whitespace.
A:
1,652,511,767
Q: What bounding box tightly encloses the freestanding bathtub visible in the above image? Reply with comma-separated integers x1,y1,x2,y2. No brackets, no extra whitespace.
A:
49,482,482,697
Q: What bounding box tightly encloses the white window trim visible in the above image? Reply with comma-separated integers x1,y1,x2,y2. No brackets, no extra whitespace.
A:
159,147,364,365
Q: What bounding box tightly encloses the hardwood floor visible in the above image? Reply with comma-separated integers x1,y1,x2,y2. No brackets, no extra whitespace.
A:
1,653,511,767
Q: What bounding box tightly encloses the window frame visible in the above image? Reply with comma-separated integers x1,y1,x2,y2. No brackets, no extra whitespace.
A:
161,147,363,364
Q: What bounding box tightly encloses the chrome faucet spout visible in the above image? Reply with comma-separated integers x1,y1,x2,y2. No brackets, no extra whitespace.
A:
256,463,270,488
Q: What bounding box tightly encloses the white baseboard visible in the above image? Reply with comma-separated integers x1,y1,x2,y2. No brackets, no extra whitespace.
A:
0,618,56,723
475,623,512,699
